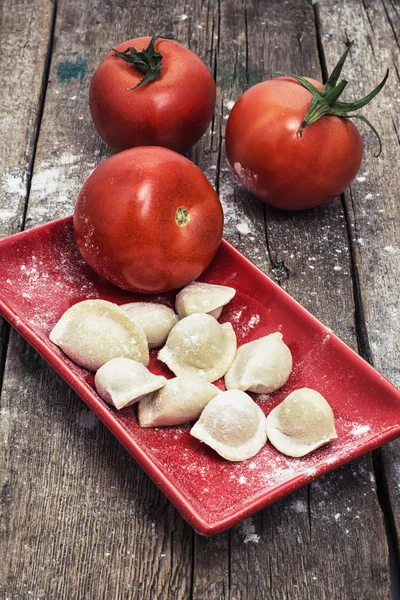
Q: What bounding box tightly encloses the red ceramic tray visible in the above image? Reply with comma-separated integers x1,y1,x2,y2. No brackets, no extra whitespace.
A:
0,216,400,535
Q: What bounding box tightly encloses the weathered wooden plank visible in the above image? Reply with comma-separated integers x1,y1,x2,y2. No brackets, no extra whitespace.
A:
192,1,391,599
1,333,193,599
317,0,400,568
192,533,229,599
0,0,54,239
1,0,197,598
0,0,55,403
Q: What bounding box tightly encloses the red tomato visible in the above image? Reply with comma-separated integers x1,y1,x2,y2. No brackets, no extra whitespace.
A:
73,147,223,294
89,36,216,153
225,77,363,210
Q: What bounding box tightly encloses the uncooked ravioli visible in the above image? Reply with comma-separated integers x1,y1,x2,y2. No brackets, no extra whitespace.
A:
138,375,220,427
265,388,337,457
175,281,236,319
121,302,179,348
49,299,149,371
190,390,267,461
95,357,167,410
158,313,236,382
225,332,292,393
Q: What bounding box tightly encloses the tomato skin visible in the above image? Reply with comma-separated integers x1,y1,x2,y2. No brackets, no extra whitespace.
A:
89,37,216,153
73,147,223,294
225,77,363,210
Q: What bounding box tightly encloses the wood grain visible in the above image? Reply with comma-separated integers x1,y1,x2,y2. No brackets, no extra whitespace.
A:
1,1,196,598
0,0,55,410
208,1,390,598
317,0,400,569
0,0,54,239
0,333,193,599
0,0,397,598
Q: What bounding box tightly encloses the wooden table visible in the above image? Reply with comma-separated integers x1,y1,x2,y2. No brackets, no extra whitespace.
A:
1,1,399,598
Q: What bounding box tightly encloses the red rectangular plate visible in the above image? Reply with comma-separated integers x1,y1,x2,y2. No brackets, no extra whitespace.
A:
1,216,400,535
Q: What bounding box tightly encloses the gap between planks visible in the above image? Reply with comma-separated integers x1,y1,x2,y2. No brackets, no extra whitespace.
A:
314,2,400,597
0,1,58,401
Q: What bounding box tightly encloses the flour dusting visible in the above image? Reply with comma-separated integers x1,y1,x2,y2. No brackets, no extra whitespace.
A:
240,518,260,543
351,425,371,436
3,173,26,196
247,314,260,328
236,222,250,235
292,499,307,513
28,154,97,225
76,408,99,430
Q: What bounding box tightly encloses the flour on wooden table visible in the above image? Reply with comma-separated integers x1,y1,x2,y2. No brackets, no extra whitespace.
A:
356,172,368,183
0,208,20,224
28,154,97,226
236,222,250,235
216,180,254,240
292,499,307,513
76,408,99,430
383,245,398,253
0,169,27,235
3,172,26,196
240,518,260,543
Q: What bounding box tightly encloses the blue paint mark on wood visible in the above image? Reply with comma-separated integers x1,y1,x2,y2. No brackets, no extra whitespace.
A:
57,58,88,83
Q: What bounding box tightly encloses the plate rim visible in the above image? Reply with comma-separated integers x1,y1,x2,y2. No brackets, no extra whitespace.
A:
1,215,400,536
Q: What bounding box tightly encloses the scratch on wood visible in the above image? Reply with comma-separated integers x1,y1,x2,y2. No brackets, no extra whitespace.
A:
22,0,58,230
366,33,376,59
0,321,11,395
362,0,376,34
263,208,290,285
392,57,400,83
392,118,400,145
380,0,400,48
244,6,249,86
307,486,312,535
341,189,374,364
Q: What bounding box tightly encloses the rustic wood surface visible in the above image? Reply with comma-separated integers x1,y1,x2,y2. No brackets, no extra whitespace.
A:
0,0,399,598
317,0,400,585
0,0,55,410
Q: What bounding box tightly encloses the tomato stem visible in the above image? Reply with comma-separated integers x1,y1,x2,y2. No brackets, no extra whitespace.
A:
112,35,170,90
176,207,191,227
267,43,389,156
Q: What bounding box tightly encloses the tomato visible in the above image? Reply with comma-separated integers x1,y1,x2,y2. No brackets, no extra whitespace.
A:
225,77,363,210
225,42,388,212
73,147,223,294
89,36,216,154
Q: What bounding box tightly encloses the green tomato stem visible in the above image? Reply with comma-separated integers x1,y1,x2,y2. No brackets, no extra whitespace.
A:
112,34,166,90
267,42,389,155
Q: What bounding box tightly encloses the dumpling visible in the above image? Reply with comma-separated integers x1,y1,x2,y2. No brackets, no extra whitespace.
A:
121,302,179,348
158,313,237,382
138,375,220,427
265,388,337,457
49,299,149,371
225,332,292,393
175,282,236,319
190,390,267,461
95,358,166,410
